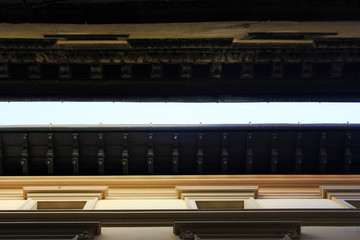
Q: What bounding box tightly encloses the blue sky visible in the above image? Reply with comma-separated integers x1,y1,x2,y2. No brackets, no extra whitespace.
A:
0,102,358,125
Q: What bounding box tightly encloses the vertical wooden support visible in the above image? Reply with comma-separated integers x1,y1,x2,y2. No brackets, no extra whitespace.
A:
147,133,154,174
196,133,204,174
181,64,191,78
344,132,352,173
272,62,283,78
319,132,327,173
72,133,79,175
271,133,278,173
59,64,71,79
28,64,41,79
121,133,129,174
246,133,253,173
46,133,54,175
172,133,179,174
242,62,253,78
221,133,228,174
211,63,222,78
151,64,162,78
20,133,29,176
90,64,102,79
302,62,312,78
121,64,132,78
0,133,3,176
97,133,105,175
295,133,303,173
0,63,9,78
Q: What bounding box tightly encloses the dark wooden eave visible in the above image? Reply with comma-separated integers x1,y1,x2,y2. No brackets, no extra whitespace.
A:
1,33,360,102
1,0,360,23
0,124,359,176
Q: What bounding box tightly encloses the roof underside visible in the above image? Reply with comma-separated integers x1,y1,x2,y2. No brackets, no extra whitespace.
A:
0,124,359,176
1,0,360,23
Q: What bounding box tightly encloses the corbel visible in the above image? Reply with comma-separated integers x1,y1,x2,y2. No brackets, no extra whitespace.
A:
196,133,204,174
20,133,29,175
147,133,154,174
270,133,278,173
344,132,352,173
211,63,222,78
151,64,162,78
221,133,228,174
242,62,253,78
72,133,79,175
121,64,132,78
97,133,105,175
59,64,71,79
90,64,102,79
180,64,191,78
46,133,54,175
121,133,129,174
0,63,9,78
246,133,253,173
295,133,302,173
172,133,179,174
319,132,327,173
28,64,41,78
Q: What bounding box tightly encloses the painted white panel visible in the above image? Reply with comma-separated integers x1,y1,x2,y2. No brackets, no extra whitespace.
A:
94,199,186,210
256,199,343,209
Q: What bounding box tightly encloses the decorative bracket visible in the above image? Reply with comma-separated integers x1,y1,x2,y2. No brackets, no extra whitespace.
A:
246,133,253,173
271,133,278,173
221,133,228,174
295,133,302,173
172,133,179,174
97,133,105,175
147,133,154,174
46,133,54,175
72,133,79,175
344,132,352,173
196,133,204,174
20,133,29,176
319,132,327,173
121,133,129,174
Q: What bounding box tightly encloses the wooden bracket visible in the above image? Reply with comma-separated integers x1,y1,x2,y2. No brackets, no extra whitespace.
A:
246,133,253,173
121,133,129,174
147,133,154,174
271,133,278,173
319,132,327,173
242,62,253,78
196,133,204,174
97,133,105,175
20,133,29,176
344,132,352,173
46,133,54,175
172,133,179,174
221,133,228,174
72,133,79,175
295,133,302,173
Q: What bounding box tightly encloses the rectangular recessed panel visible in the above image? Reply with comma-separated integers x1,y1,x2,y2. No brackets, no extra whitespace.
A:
37,201,86,210
196,201,244,209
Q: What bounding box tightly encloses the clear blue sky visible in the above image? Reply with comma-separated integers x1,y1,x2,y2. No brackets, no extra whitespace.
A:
0,102,358,125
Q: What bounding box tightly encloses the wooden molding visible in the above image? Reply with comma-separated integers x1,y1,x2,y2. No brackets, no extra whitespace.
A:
174,220,301,240
176,186,259,199
0,175,359,189
23,186,108,200
0,209,359,227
